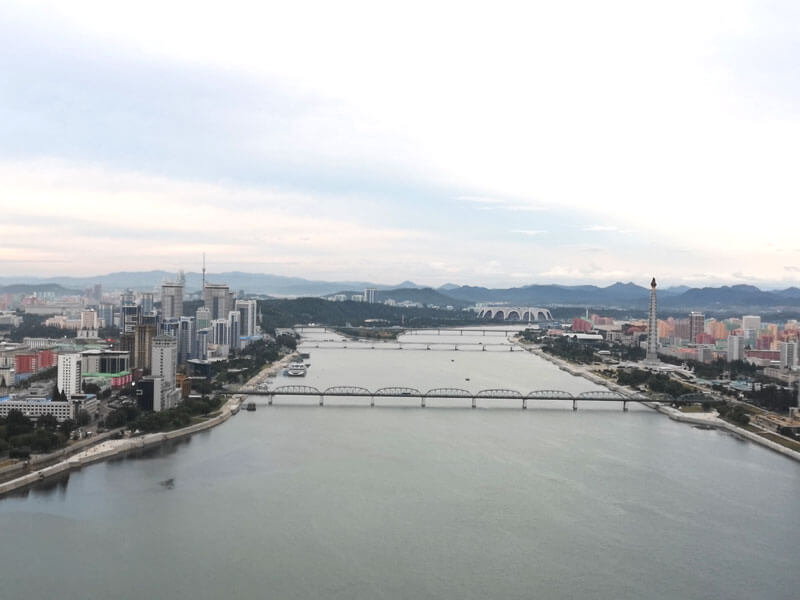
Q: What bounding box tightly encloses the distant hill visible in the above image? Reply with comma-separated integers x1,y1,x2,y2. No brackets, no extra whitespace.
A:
0,283,81,295
331,287,468,308
4,270,800,311
0,271,421,296
444,282,652,307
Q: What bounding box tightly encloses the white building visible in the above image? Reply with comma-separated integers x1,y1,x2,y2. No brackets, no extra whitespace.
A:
779,341,797,370
742,315,761,345
727,335,745,362
235,299,257,337
152,335,177,388
150,335,181,410
211,319,229,346
0,397,72,421
57,353,82,399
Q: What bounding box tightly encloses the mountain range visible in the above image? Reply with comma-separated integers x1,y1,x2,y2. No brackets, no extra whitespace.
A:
3,272,800,311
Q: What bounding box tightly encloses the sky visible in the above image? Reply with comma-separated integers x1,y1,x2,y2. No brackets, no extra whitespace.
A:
1,0,799,288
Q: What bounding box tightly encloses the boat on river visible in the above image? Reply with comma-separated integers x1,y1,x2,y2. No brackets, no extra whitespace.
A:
286,361,307,377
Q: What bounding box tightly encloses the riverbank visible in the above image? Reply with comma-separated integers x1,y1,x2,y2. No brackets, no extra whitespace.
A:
523,340,800,463
0,353,294,498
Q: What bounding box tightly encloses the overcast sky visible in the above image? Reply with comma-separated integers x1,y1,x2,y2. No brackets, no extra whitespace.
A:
1,1,799,288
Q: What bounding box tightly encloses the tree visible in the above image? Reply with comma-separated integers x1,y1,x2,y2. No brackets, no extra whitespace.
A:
5,409,33,437
83,382,102,395
76,409,91,427
37,414,59,431
59,419,76,438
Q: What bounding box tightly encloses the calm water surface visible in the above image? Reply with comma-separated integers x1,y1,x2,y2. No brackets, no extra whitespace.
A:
1,328,798,599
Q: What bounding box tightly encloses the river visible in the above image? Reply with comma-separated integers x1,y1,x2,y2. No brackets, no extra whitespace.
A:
1,327,797,599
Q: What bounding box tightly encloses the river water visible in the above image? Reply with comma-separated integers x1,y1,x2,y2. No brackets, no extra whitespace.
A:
1,327,798,599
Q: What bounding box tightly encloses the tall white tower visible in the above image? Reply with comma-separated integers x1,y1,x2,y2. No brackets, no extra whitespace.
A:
57,353,82,399
645,277,659,363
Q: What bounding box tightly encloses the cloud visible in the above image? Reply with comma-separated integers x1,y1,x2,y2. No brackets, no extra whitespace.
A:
459,196,548,212
511,229,547,236
582,225,618,232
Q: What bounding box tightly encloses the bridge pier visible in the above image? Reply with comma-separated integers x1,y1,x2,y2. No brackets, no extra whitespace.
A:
421,397,426,408
319,396,324,406
623,401,628,411
370,396,375,407
472,397,476,409
268,395,273,406
522,399,527,409
572,399,578,411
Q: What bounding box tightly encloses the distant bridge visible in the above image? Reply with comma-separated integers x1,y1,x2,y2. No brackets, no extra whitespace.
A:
230,385,651,410
294,326,535,336
298,341,522,351
477,307,553,322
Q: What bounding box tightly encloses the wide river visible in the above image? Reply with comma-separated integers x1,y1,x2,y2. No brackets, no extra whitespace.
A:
1,327,798,599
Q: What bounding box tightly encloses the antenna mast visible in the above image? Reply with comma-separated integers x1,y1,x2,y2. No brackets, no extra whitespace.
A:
202,253,206,292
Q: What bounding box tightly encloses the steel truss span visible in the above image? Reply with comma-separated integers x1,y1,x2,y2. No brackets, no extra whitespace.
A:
240,385,649,410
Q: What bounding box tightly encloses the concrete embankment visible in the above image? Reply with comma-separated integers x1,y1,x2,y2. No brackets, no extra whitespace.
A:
0,396,244,498
653,404,800,462
524,341,800,463
0,351,298,497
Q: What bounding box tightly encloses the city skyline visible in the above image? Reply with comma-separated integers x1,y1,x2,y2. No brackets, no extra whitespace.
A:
2,1,799,288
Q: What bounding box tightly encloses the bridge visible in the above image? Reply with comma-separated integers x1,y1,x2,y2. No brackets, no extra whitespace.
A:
229,385,651,410
294,326,536,336
298,341,522,351
477,307,553,322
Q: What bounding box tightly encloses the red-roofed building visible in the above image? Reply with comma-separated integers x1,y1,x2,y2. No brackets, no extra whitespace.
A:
571,317,593,333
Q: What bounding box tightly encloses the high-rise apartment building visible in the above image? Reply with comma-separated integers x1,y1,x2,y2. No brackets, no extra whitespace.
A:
235,300,257,337
80,309,99,330
196,328,210,360
152,335,178,387
134,322,157,373
120,299,140,335
178,316,196,363
140,292,155,315
364,288,377,304
742,315,761,345
161,282,184,319
195,307,211,330
211,319,229,347
228,310,241,351
779,341,797,370
689,312,705,344
727,335,745,362
57,353,82,399
98,303,115,328
203,283,233,320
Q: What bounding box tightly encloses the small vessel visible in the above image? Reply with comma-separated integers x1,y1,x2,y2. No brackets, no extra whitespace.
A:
286,361,307,377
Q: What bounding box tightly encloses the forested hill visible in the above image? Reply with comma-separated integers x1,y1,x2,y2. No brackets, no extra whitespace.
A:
257,297,475,333
332,287,469,308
